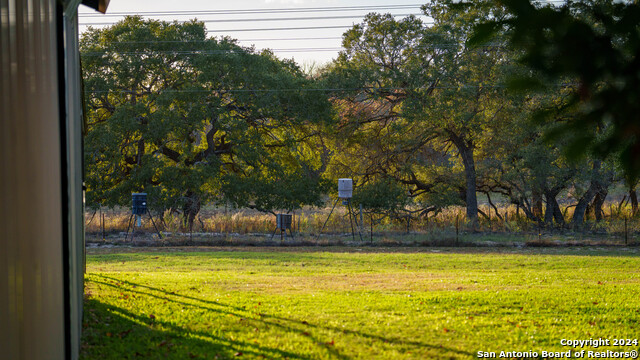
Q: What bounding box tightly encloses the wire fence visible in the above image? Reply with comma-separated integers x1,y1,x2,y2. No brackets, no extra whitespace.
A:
85,202,640,246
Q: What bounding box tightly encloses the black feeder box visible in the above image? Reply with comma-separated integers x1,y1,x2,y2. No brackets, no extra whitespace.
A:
276,214,292,230
125,192,163,240
271,213,294,241
132,193,147,215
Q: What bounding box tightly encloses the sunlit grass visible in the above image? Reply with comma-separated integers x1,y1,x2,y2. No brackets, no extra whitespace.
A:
81,247,640,359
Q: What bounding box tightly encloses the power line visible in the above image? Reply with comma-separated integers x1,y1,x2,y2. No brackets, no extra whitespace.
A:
81,38,344,45
81,88,457,94
204,25,355,33
78,1,568,19
80,44,506,57
85,88,402,94
86,35,485,46
85,84,562,94
81,48,345,56
84,83,578,95
80,24,359,32
79,13,424,26
237,37,343,42
89,32,492,46
81,24,416,33
78,4,425,17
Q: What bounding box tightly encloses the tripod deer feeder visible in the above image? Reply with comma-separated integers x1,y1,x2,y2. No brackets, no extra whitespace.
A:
316,178,363,242
125,192,163,241
270,213,295,241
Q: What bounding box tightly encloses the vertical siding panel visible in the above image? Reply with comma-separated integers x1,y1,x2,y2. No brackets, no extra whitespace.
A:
0,0,19,358
0,0,66,359
62,7,85,359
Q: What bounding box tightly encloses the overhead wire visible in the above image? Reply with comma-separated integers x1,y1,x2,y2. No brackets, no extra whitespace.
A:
79,13,424,26
75,3,443,62
80,24,368,33
78,0,567,19
78,2,574,94
79,38,344,44
84,82,578,99
77,2,553,64
82,48,342,55
237,37,343,42
220,25,360,33
84,87,493,94
92,37,345,43
78,4,425,17
80,43,506,56
84,83,578,94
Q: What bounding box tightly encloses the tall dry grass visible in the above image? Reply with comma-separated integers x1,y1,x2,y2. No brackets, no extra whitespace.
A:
85,202,640,241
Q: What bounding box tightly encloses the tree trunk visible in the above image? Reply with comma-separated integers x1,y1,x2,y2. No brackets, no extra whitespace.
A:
571,161,603,228
572,184,598,228
543,192,554,225
592,188,608,222
516,198,538,223
532,188,544,222
552,201,565,226
449,133,478,228
486,192,503,221
585,202,592,221
137,137,144,165
510,195,539,223
630,188,638,216
544,189,565,227
183,191,201,231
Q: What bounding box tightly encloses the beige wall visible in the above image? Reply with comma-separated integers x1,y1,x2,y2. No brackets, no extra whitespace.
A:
0,0,67,359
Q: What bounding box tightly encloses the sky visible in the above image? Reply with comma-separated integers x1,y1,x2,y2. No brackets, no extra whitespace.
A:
78,0,430,68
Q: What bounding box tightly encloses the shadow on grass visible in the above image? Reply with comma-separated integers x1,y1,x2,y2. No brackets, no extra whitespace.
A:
85,274,473,359
82,297,315,360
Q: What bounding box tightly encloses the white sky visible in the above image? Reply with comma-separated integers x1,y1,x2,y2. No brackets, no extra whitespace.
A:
78,0,429,68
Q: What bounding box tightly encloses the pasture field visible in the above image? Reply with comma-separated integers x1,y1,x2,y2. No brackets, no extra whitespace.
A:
82,247,640,359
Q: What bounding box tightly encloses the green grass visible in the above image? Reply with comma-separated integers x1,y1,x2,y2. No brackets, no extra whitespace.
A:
82,247,640,359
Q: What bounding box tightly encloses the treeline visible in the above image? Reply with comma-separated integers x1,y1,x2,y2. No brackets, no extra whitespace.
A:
81,0,640,230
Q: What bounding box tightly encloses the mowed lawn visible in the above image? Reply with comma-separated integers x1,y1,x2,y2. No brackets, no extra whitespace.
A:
82,247,640,359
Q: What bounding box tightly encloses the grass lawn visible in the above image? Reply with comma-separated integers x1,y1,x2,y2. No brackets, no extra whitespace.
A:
82,246,640,359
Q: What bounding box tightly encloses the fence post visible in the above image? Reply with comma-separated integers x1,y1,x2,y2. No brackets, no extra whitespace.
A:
538,221,541,241
370,214,373,244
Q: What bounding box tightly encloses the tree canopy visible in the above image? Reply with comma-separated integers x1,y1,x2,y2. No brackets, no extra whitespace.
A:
320,0,521,228
471,0,640,183
82,16,332,225
81,1,639,231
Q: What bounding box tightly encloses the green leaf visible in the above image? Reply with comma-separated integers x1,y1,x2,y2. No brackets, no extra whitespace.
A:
506,75,545,92
468,21,501,47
